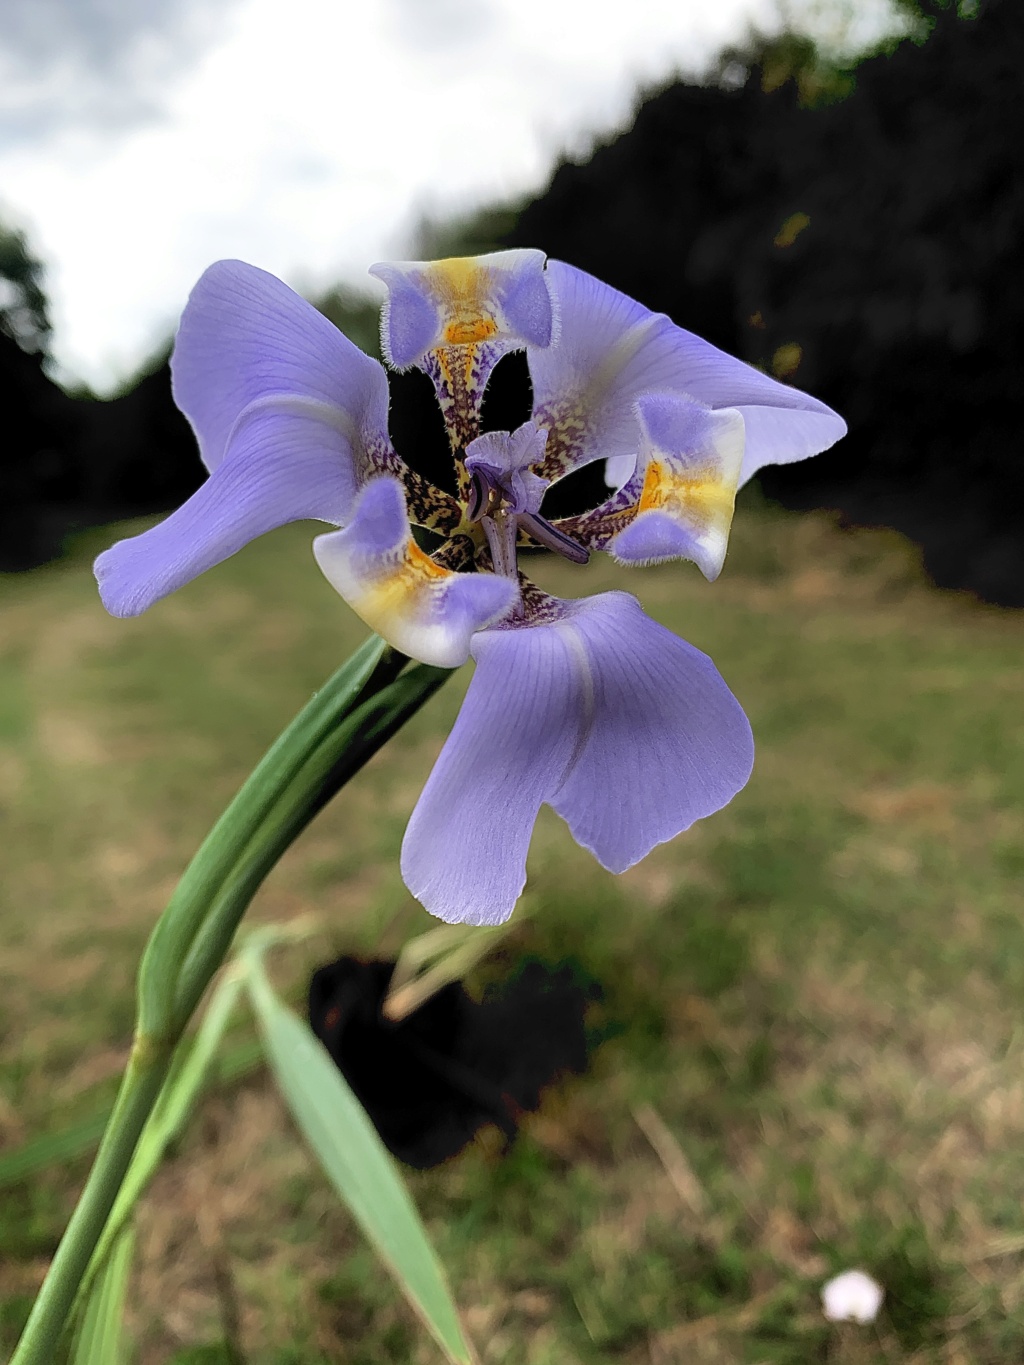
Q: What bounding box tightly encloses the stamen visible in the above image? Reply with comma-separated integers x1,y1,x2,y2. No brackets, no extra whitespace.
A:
519,512,590,565
467,469,488,523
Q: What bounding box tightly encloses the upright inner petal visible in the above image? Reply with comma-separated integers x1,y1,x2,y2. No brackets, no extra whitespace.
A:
609,395,744,580
313,477,517,668
556,394,745,582
370,250,555,493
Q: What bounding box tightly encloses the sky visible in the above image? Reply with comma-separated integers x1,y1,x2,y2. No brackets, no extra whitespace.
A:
0,0,895,391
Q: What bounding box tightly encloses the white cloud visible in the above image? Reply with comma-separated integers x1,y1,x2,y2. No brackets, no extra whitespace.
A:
1,0,786,389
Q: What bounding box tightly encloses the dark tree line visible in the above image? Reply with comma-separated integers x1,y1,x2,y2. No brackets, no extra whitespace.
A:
504,0,1024,603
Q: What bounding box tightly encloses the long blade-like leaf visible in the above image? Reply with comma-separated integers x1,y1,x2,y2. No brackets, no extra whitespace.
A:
72,1224,135,1365
245,958,475,1365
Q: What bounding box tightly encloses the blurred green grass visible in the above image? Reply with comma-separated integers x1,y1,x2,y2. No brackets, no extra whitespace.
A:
1,499,1023,1363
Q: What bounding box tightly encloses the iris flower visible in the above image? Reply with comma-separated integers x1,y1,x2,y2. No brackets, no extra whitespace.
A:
95,250,845,925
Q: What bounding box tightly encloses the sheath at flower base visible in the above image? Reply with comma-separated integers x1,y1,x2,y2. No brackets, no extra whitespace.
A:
94,249,846,926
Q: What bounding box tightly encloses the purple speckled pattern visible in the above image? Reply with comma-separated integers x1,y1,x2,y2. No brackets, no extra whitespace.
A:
94,249,845,923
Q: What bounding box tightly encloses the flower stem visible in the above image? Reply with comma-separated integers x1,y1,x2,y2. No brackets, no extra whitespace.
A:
11,641,452,1365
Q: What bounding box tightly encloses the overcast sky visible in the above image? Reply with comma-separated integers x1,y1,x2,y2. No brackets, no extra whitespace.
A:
0,0,896,390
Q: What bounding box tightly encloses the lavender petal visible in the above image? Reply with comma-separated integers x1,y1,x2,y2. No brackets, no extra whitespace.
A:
400,617,586,925
370,250,553,370
529,260,845,485
607,393,745,581
95,404,359,616
548,592,754,871
172,258,390,472
401,590,753,924
313,477,517,667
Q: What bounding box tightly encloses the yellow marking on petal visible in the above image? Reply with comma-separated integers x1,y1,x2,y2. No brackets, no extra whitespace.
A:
639,458,738,536
428,256,485,296
426,258,500,346
351,537,451,641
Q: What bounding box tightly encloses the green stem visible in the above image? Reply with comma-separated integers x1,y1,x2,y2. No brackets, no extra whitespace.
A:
11,643,453,1365
10,1041,172,1365
138,634,399,1039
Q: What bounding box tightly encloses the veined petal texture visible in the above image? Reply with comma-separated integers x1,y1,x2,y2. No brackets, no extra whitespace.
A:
96,259,397,617
548,593,753,872
313,478,518,668
529,260,846,486
96,404,362,617
401,591,753,924
173,259,391,474
400,616,586,926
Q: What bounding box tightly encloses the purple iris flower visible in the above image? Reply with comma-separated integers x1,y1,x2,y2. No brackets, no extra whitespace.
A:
95,250,845,925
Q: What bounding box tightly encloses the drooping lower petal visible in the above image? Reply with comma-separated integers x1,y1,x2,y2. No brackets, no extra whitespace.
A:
313,478,517,668
547,593,754,873
172,259,392,475
607,393,745,581
95,403,361,616
401,590,753,925
400,619,587,926
528,260,845,485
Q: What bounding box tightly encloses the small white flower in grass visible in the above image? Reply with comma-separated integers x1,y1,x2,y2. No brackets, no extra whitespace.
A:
821,1269,884,1323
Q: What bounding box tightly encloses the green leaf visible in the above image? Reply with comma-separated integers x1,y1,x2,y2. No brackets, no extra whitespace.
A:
72,1224,135,1365
245,957,475,1365
77,972,246,1309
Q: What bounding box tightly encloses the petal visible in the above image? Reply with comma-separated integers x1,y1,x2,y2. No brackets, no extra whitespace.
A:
369,250,553,369
172,259,391,473
401,590,753,925
607,393,745,581
313,478,517,668
605,453,636,490
528,260,845,484
95,403,359,617
400,618,586,925
371,250,555,457
95,260,402,618
548,592,754,872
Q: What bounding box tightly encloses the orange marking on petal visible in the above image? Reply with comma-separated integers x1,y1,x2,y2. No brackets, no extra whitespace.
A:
358,537,451,626
406,537,449,580
444,317,498,345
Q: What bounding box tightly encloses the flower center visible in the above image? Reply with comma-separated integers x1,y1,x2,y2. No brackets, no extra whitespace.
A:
464,423,589,585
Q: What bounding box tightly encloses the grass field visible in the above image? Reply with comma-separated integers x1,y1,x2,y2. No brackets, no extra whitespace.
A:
1,498,1022,1364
